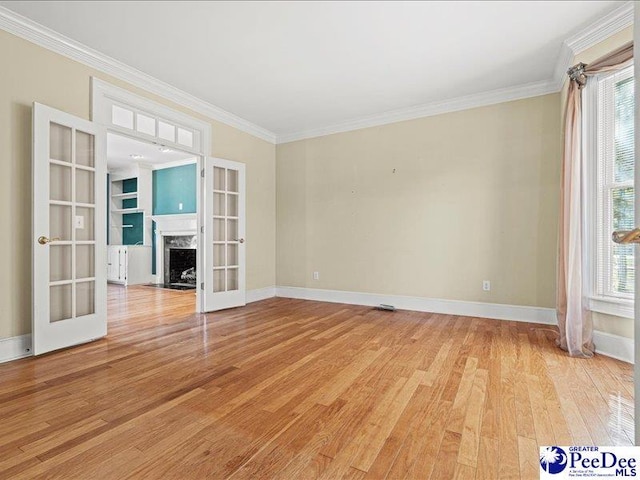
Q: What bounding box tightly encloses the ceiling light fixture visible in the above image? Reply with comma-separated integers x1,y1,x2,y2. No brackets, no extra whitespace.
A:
129,154,144,159
159,147,173,153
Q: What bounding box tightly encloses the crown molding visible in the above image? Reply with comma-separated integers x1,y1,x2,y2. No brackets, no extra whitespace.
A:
552,1,634,92
280,1,635,144
0,3,633,145
552,42,575,92
0,6,277,144
277,79,558,144
566,1,634,54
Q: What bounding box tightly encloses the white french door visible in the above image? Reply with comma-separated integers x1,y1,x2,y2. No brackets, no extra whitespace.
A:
33,103,107,355
203,157,246,311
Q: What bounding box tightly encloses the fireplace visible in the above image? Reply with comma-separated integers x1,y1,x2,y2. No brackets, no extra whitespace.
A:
163,235,196,288
151,214,198,291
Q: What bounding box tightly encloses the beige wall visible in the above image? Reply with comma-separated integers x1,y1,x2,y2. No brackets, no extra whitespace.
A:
0,30,276,339
277,94,561,308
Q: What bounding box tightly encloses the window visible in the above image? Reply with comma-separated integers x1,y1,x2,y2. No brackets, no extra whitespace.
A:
92,79,206,155
587,65,634,317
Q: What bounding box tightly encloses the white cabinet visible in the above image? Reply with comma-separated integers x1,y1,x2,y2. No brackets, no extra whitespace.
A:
107,245,152,286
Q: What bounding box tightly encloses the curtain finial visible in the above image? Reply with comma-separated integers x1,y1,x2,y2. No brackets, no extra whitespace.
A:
567,63,587,88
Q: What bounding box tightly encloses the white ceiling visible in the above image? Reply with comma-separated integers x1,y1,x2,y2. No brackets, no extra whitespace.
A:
107,133,195,171
1,1,629,139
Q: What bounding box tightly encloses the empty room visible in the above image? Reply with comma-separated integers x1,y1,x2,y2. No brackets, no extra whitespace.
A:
0,1,638,478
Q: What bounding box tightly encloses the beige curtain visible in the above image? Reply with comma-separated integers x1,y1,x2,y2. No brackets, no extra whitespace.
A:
557,41,633,357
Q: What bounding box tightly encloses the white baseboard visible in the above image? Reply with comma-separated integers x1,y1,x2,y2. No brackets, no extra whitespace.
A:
2,292,629,365
593,330,634,364
0,334,33,364
275,286,557,325
246,286,276,304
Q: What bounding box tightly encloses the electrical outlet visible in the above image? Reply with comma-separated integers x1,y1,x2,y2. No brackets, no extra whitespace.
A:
482,280,491,291
313,271,320,280
178,202,183,211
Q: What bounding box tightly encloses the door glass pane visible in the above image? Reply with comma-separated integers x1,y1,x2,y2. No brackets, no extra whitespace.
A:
50,164,72,202
76,281,95,317
76,281,96,317
76,244,95,278
75,131,95,167
214,193,225,216
227,195,238,217
227,244,238,266
50,245,72,282
213,269,225,292
227,170,238,193
50,205,72,241
76,207,95,241
50,284,72,322
214,218,225,241
50,123,71,163
214,167,225,190
227,219,238,241
213,244,225,267
76,169,95,204
136,113,155,136
227,268,238,291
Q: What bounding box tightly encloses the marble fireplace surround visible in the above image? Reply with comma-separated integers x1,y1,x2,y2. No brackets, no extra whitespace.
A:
151,214,197,285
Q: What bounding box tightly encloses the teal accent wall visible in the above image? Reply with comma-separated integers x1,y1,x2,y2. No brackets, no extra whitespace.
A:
122,177,137,194
122,212,144,245
153,164,197,215
122,197,137,209
151,163,197,274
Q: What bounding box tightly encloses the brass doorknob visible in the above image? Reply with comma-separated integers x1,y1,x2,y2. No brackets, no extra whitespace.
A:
612,228,640,244
37,236,60,245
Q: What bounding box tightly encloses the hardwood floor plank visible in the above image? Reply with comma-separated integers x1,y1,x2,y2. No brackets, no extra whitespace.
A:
429,430,462,480
476,436,499,480
458,368,488,468
517,435,539,480
447,356,479,434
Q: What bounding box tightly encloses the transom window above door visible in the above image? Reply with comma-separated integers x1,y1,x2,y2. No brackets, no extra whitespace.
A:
92,78,210,157
110,102,197,150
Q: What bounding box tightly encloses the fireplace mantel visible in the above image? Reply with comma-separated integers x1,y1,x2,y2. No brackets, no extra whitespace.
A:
151,214,197,235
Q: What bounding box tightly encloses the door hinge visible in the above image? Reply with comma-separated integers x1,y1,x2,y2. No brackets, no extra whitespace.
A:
201,169,205,178
201,226,204,234
200,282,204,290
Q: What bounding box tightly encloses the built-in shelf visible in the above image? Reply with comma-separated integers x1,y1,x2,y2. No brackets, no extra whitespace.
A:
112,208,143,214
111,192,138,200
109,166,152,246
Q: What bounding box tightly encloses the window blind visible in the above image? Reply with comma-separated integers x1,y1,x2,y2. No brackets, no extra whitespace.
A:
596,66,635,298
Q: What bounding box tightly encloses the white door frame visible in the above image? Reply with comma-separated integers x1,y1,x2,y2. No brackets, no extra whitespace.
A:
91,78,211,313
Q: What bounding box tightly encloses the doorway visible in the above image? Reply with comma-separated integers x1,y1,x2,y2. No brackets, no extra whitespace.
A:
106,132,199,311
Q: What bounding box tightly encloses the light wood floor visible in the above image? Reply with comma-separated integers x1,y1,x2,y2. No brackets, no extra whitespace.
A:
0,286,634,479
